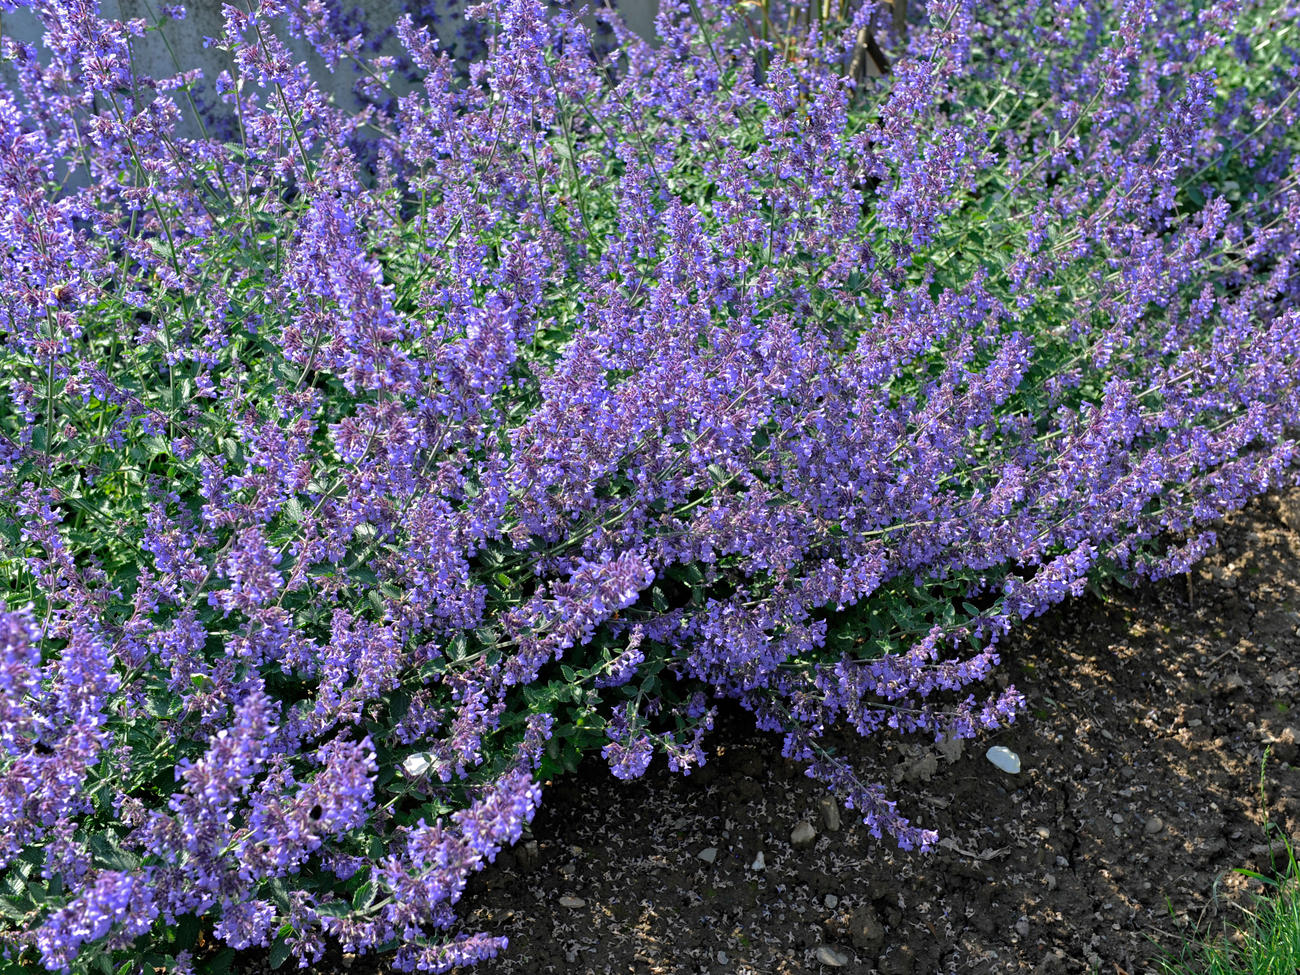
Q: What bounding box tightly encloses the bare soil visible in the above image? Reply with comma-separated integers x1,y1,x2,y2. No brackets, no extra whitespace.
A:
261,486,1300,975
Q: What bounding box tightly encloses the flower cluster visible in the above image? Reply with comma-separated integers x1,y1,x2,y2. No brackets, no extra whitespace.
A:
1,0,1299,970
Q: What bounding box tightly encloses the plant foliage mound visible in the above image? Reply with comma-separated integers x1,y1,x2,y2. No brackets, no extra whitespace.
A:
1,0,1298,970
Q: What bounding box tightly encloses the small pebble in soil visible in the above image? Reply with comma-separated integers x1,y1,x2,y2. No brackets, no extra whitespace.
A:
815,945,849,967
558,895,586,908
824,894,839,909
986,745,1021,773
697,846,718,864
750,851,766,871
1145,815,1164,835
849,906,886,952
517,839,540,873
716,951,728,964
818,797,841,832
1015,917,1030,938
791,821,817,850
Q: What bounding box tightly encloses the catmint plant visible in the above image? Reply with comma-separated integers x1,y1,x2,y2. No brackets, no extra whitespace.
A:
1,0,1298,971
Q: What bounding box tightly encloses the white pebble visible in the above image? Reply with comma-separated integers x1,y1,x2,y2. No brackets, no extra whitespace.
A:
815,945,849,967
985,745,1021,774
791,821,817,849
819,797,841,832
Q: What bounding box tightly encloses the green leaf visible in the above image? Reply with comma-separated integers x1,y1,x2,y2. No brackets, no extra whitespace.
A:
268,935,291,971
10,846,41,883
171,913,201,950
315,899,351,919
0,520,20,547
560,740,580,773
145,688,179,719
1,867,30,902
681,565,704,586
262,878,292,913
352,881,376,912
446,632,468,661
88,831,141,873
0,894,34,922
524,680,578,709
386,688,413,724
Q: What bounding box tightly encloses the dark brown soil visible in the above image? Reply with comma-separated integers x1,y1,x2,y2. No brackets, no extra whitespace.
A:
265,487,1300,975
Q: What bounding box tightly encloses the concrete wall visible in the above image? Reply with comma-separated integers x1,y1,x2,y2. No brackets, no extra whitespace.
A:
0,1,661,120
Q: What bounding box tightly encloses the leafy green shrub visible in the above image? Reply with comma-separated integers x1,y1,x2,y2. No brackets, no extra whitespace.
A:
0,0,1298,970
